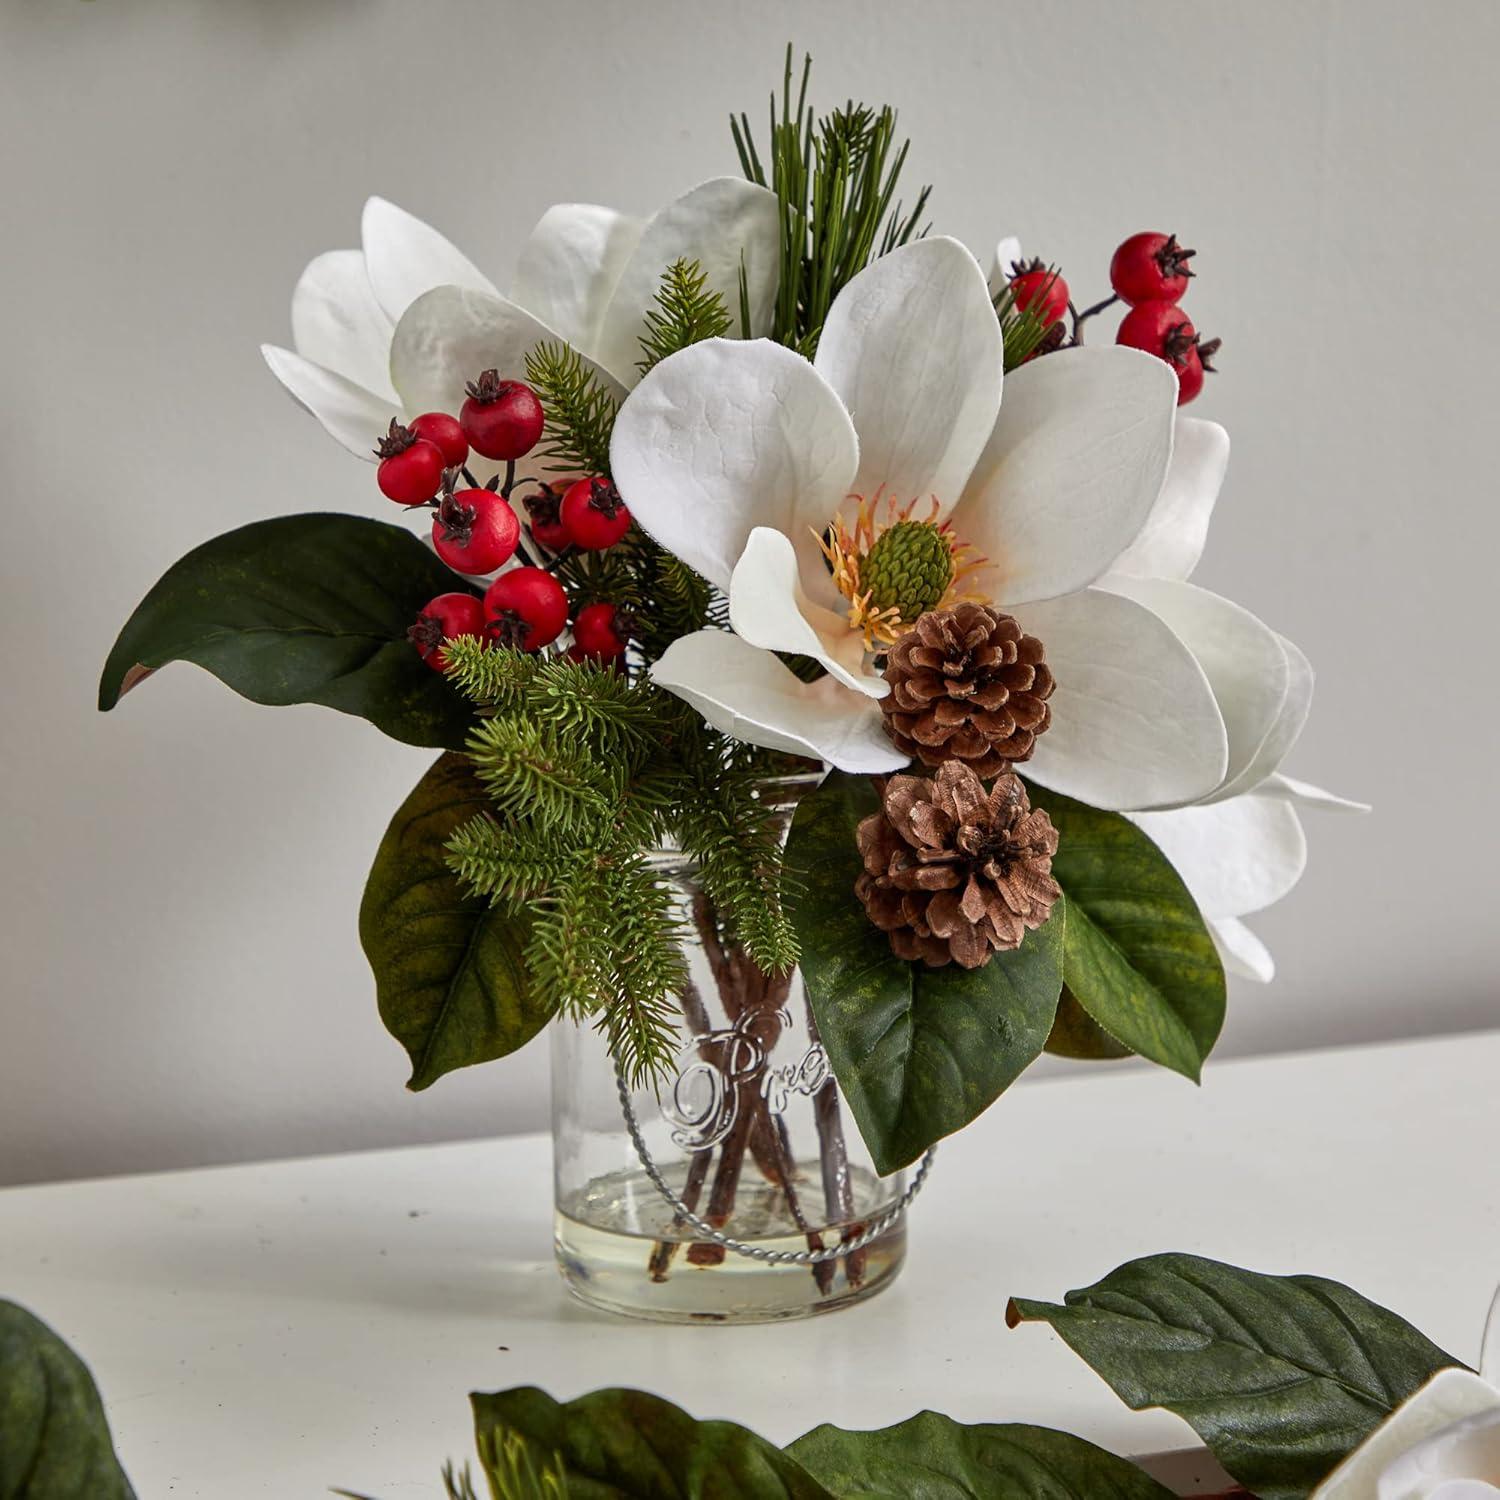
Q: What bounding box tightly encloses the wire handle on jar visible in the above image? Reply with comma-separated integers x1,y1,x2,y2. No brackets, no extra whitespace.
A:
614,1069,935,1266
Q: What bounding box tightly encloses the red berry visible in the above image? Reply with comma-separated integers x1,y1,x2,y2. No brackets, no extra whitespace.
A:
459,371,544,461
521,482,572,551
408,411,469,468
1008,262,1069,326
1116,301,1218,406
1174,347,1206,406
1109,232,1196,307
561,476,631,551
407,591,485,672
431,488,520,574
572,602,630,661
374,419,446,506
484,567,568,651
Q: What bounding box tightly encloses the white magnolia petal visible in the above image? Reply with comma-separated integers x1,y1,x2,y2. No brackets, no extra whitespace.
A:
290,250,398,402
957,346,1178,605
260,345,394,460
390,285,624,422
1259,772,1371,814
1103,576,1290,801
650,630,908,774
592,178,780,384
610,337,857,592
1111,418,1230,582
1214,632,1315,800
512,203,645,355
1209,917,1275,983
1132,795,1307,919
814,236,1004,509
1482,1286,1500,1387
1014,588,1228,812
1379,1410,1500,1498
1311,1370,1500,1499
728,529,886,698
988,235,1023,297
360,196,498,324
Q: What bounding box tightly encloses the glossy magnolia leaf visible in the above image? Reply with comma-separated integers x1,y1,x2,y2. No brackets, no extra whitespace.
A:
789,1411,1176,1499
1008,1253,1465,1500
0,1300,136,1500
1044,988,1133,1061
1024,783,1224,1081
470,1387,835,1499
786,771,1063,1175
99,512,474,749
360,753,551,1090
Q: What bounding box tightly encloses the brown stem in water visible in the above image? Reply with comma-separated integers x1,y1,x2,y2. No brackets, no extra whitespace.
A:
807,1004,866,1287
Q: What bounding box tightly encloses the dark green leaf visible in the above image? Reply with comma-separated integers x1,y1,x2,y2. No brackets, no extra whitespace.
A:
1024,783,1224,1081
786,772,1063,1175
1007,1252,1466,1500
0,1300,136,1500
471,1387,835,1499
360,753,552,1090
789,1411,1176,1499
100,513,475,749
1043,988,1133,1061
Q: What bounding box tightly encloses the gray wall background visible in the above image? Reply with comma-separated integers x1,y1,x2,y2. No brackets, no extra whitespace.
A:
2,0,1495,1186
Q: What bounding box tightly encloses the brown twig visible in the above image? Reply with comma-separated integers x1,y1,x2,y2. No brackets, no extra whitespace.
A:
807,1003,865,1287
648,1147,714,1281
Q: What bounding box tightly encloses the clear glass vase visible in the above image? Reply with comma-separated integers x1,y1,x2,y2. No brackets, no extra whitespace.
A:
550,780,912,1323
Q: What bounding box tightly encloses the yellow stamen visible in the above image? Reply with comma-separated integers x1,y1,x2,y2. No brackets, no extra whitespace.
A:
813,490,988,649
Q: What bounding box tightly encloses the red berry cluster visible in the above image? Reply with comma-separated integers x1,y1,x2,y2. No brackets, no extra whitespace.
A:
385,367,636,673
1001,232,1221,406
1110,233,1219,406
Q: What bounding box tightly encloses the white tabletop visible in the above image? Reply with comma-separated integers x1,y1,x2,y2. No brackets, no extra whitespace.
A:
3,1030,1496,1497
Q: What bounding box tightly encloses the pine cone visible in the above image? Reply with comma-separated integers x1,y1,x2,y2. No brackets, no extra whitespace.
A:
881,603,1054,778
854,763,1061,969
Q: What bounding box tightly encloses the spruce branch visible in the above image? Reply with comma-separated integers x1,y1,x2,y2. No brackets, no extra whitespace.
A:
464,718,621,837
442,638,539,712
444,814,573,905
523,341,617,477
636,257,733,376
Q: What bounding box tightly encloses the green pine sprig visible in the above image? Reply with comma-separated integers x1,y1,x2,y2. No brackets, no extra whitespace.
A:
732,47,931,355
994,268,1067,371
523,341,617,477
637,258,733,376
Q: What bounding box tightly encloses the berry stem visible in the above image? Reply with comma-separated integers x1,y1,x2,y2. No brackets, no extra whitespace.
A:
1068,292,1121,346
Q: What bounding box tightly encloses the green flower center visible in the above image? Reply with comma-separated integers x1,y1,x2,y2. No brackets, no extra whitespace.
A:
859,520,954,625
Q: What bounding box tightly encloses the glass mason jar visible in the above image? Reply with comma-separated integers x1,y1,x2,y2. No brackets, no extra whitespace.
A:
551,777,912,1323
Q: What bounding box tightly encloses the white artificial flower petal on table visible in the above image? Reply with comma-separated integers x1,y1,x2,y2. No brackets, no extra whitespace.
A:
1312,1373,1500,1498
649,630,906,774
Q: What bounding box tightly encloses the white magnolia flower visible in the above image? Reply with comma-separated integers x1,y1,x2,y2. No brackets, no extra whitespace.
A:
260,179,779,459
1312,1290,1500,1498
613,232,1309,811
